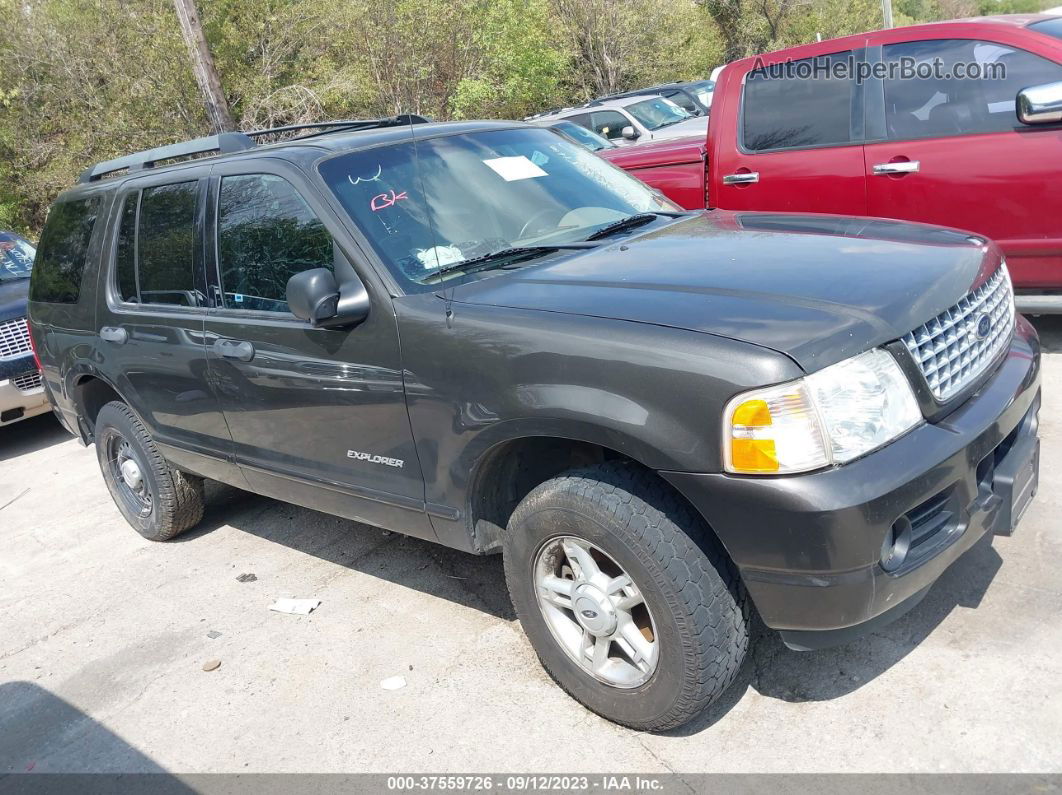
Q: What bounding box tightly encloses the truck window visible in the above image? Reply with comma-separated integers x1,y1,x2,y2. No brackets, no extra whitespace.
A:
215,174,334,313
29,196,101,304
882,39,1062,140
742,52,855,152
137,182,201,307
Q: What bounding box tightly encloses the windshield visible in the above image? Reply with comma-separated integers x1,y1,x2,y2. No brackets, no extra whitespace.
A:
552,121,614,151
624,97,691,130
319,127,678,287
0,233,35,279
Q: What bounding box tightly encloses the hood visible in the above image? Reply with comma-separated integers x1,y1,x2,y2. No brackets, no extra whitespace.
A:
648,116,709,141
0,276,30,324
451,211,998,372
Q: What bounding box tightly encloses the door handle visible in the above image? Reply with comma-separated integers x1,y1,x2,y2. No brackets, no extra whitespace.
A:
214,338,255,362
99,326,128,344
873,161,920,175
722,171,759,185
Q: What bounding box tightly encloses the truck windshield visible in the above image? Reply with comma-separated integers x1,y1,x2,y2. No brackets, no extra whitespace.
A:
0,233,35,280
319,127,679,286
624,97,691,130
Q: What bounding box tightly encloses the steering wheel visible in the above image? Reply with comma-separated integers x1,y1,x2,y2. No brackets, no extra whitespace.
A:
518,208,566,240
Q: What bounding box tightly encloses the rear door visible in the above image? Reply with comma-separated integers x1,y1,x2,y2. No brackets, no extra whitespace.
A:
710,48,868,214
862,34,1062,290
96,173,235,482
200,160,434,539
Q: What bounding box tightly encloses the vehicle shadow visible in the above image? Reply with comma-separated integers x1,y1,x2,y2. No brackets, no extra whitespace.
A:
0,414,70,462
1029,314,1062,353
0,681,190,783
178,481,516,621
666,530,1002,736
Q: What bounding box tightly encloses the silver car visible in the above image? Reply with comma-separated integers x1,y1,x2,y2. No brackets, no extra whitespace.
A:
529,95,709,146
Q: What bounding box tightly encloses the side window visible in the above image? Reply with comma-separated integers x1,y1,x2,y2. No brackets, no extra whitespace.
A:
742,51,855,151
564,113,592,130
882,39,1062,140
29,196,101,304
138,182,200,307
114,192,138,302
591,110,631,139
216,174,333,313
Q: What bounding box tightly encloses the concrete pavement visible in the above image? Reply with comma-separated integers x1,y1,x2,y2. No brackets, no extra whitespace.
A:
1,317,1060,774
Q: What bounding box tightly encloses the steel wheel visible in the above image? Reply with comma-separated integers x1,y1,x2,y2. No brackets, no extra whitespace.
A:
105,432,152,518
534,535,659,688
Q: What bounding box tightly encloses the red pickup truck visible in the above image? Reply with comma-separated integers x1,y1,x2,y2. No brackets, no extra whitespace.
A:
601,14,1062,311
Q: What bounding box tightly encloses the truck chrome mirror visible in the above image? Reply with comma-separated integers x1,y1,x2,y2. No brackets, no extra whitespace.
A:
1017,80,1062,125
621,125,640,141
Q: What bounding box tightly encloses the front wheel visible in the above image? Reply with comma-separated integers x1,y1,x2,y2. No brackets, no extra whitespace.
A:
503,462,749,731
94,401,205,541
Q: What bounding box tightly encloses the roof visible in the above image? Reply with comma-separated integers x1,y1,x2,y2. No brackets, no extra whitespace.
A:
72,119,523,191
730,13,1061,68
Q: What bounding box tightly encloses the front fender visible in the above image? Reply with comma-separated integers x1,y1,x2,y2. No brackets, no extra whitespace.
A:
395,294,799,551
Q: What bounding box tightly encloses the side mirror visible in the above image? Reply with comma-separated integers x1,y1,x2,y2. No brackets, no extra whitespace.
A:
1017,80,1062,125
621,125,640,141
286,268,370,329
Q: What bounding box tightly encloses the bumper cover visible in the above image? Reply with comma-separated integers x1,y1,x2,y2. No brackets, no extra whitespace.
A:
664,315,1041,650
0,358,49,426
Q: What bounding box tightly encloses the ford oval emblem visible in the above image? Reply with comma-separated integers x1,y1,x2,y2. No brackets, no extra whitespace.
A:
975,313,992,340
581,609,598,619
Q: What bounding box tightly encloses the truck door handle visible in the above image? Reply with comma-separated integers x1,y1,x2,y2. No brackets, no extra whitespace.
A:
722,171,759,185
873,160,920,175
99,326,128,344
214,339,255,362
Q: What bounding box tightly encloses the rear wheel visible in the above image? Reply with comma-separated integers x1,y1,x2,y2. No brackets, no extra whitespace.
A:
503,462,749,731
94,401,205,541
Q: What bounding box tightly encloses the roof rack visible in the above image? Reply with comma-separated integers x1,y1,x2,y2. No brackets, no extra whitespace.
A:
79,115,431,183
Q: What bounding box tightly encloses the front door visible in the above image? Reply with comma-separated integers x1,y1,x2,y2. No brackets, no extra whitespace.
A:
710,48,868,215
863,37,1062,290
200,162,433,539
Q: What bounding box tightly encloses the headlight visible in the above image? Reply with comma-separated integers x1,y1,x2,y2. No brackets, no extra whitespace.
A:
724,348,922,475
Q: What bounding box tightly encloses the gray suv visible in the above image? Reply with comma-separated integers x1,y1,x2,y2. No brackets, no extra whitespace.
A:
29,118,1040,730
529,95,708,145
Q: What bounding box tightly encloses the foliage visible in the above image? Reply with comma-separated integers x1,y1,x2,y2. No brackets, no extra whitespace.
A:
0,0,1055,235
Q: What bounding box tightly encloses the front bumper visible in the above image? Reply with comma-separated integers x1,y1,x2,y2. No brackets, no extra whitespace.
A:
664,314,1041,650
0,358,49,427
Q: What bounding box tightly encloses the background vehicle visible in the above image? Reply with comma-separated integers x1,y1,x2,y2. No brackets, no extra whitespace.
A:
602,15,1062,312
0,231,47,427
29,119,1039,731
529,94,708,145
529,118,616,151
596,80,716,116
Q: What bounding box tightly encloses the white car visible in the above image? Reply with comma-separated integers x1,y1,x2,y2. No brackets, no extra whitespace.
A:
531,95,709,146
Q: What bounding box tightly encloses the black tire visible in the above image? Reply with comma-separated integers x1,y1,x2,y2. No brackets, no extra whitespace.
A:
94,401,205,541
503,461,749,731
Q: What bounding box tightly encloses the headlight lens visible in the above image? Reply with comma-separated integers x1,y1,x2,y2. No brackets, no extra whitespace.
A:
724,349,922,474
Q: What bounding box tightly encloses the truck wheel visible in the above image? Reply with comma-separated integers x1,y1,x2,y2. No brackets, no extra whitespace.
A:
94,401,205,541
503,462,749,731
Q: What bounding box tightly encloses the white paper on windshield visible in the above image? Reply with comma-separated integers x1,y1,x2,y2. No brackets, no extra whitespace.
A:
483,156,547,182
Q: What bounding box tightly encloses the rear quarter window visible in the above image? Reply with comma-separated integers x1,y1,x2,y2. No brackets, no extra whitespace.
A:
29,196,102,303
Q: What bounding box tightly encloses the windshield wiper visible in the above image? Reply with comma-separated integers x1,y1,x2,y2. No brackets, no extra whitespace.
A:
427,244,596,281
583,211,685,242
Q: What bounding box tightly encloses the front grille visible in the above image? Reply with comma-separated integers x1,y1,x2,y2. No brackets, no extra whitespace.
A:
0,316,32,359
12,370,42,392
901,265,1015,402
